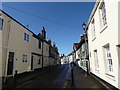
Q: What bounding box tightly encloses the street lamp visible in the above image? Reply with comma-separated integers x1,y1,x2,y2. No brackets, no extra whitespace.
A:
82,23,89,76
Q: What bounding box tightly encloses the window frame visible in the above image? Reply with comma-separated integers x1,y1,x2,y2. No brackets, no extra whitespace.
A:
22,54,28,63
103,44,113,74
38,57,41,64
91,18,96,39
99,1,107,30
0,18,4,30
94,49,99,70
24,32,30,42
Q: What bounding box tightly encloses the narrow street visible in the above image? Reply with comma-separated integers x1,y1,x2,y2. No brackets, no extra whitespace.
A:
16,64,70,88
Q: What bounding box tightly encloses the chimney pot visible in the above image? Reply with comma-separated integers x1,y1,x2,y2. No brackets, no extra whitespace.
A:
41,27,46,39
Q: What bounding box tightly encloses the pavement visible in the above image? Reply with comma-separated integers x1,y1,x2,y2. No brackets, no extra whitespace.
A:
2,65,60,89
66,65,108,89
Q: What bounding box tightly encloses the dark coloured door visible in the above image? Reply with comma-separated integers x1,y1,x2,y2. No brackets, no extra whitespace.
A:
31,56,33,71
7,52,14,75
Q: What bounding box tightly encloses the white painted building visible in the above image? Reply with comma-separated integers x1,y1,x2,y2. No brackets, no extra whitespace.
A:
87,0,120,89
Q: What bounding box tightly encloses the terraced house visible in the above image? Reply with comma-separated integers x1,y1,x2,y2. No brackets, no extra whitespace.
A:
87,0,120,89
0,10,60,82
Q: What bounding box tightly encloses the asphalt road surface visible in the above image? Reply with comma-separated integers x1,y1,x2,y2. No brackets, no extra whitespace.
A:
16,64,70,88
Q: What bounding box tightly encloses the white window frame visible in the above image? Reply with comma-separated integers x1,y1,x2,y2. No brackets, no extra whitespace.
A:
94,50,99,70
104,44,113,74
91,18,96,39
22,54,28,63
24,32,30,42
99,1,107,30
0,18,4,30
38,56,41,64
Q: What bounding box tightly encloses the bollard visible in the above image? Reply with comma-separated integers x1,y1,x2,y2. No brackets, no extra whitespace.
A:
70,63,74,87
14,70,18,87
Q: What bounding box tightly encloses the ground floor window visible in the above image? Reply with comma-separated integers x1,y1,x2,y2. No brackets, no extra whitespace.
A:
94,50,99,70
38,56,42,64
22,54,27,63
103,44,113,73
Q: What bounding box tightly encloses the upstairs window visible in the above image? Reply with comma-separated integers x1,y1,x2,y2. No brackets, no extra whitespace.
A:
0,18,3,30
24,33,29,42
99,2,107,28
91,18,96,39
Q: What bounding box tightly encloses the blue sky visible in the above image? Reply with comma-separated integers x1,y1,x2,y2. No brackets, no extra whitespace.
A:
2,2,95,55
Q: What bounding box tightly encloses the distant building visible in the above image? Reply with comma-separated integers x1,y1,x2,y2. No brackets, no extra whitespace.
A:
75,34,88,71
73,43,80,62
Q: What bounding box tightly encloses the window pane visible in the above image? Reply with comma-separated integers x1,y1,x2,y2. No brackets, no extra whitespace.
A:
27,34,29,42
0,18,3,30
24,33,26,41
100,2,107,27
39,40,41,49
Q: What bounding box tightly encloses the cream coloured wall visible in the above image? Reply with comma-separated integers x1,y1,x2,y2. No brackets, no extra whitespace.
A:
7,20,33,75
43,42,49,67
43,42,49,56
0,12,12,77
1,11,43,77
88,0,119,89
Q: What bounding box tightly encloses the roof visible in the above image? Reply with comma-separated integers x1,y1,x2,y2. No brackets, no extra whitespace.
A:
73,43,80,48
0,10,53,46
0,9,34,34
73,43,80,50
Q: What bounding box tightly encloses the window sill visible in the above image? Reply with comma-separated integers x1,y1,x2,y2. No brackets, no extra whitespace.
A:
92,37,96,41
100,25,108,33
106,73,115,78
105,73,115,81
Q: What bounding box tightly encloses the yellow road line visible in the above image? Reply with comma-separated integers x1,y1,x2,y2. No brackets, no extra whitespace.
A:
62,80,68,88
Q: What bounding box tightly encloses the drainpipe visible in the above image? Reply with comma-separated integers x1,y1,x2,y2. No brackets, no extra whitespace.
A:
42,40,44,70
4,20,11,83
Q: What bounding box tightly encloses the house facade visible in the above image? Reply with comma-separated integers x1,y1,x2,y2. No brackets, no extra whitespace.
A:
76,34,88,71
87,0,120,89
0,10,60,82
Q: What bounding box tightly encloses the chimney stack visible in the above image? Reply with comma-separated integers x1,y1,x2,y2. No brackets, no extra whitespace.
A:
48,39,51,45
41,27,46,39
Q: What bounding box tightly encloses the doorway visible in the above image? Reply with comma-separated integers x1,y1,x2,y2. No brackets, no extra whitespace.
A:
7,52,14,75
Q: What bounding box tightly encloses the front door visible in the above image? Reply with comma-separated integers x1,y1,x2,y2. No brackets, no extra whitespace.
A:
7,52,14,75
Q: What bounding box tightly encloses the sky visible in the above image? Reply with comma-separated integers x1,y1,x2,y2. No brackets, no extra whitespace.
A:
2,2,95,55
